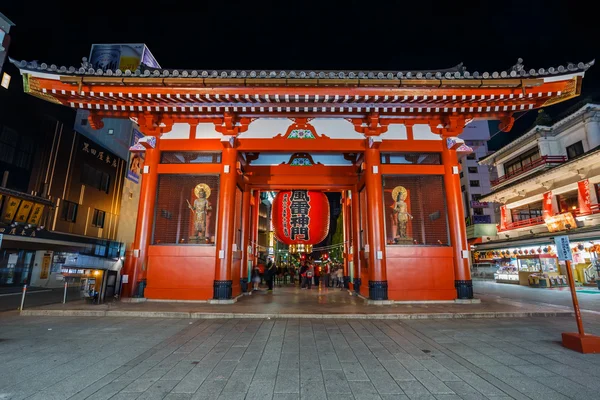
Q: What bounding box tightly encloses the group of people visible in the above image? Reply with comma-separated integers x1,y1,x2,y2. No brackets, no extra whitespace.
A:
250,259,347,292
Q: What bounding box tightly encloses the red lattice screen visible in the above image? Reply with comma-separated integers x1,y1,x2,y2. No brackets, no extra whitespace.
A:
153,175,219,245
383,175,449,246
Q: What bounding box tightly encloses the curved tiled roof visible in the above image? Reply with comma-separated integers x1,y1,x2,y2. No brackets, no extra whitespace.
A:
10,57,595,81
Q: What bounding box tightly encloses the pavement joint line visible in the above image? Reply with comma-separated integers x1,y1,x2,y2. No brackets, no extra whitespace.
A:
0,289,52,297
18,310,575,319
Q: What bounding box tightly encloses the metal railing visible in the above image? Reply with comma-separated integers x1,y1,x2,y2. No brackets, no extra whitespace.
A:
491,156,567,186
498,215,545,232
573,204,600,217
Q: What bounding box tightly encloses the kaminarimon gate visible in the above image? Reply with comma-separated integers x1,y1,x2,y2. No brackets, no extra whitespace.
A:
11,55,592,302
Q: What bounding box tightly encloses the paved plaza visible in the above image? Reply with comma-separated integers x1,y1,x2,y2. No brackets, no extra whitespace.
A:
1,312,600,400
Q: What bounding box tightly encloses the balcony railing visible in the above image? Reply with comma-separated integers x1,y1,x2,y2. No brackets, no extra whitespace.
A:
574,204,600,217
498,216,545,232
491,156,567,187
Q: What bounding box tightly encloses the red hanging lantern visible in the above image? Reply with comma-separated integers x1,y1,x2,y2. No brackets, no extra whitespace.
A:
271,190,330,246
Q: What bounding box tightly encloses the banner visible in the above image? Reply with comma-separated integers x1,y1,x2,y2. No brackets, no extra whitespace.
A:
545,213,577,233
542,191,554,219
499,205,507,230
577,179,592,215
89,43,160,72
126,129,145,184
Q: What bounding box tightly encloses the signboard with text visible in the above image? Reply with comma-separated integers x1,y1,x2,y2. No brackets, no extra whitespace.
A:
554,235,572,261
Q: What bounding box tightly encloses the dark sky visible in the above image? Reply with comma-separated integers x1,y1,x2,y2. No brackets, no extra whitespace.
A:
2,0,598,149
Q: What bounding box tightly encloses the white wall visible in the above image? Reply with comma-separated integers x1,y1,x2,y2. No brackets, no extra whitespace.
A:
29,250,64,288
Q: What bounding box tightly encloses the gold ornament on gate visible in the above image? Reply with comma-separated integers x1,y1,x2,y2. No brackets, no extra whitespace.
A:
194,183,211,199
187,183,213,241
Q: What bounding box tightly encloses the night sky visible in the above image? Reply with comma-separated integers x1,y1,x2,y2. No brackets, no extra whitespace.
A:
2,0,598,150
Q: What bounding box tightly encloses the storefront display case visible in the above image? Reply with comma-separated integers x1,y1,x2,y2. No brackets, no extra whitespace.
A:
494,257,519,284
516,254,559,286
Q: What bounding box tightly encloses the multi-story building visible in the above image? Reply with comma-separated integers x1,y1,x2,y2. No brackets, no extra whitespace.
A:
474,103,600,284
457,121,499,245
0,67,131,299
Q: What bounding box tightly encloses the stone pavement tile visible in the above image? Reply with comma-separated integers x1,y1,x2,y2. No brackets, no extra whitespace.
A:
77,379,134,400
139,379,179,400
409,370,455,395
160,360,197,381
65,372,121,400
394,355,427,371
380,395,408,400
275,368,300,394
254,360,279,382
323,369,352,394
319,352,342,370
452,371,509,397
432,395,462,400
245,380,276,400
500,376,565,397
222,368,255,393
348,380,383,400
511,364,557,378
539,376,599,399
489,354,533,366
107,393,141,400
477,365,523,379
121,377,159,393
428,368,461,382
279,352,300,370
237,353,261,370
272,394,299,400
341,361,370,382
207,359,238,380
397,378,433,397
379,360,415,381
190,379,228,400
163,394,193,400
171,366,212,393
217,393,246,400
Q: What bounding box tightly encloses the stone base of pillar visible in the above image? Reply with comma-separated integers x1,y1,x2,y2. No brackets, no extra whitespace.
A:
353,278,361,293
455,280,474,299
343,276,350,289
213,280,233,300
368,280,388,300
240,278,248,293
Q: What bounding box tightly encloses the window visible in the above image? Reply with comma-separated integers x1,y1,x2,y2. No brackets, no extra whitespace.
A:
61,200,78,222
161,152,222,164
383,175,449,246
0,126,35,170
380,153,441,165
469,180,480,187
92,209,105,228
468,166,478,173
504,147,541,175
459,172,464,178
472,194,482,201
511,201,543,221
153,175,220,245
566,141,584,160
81,163,110,193
461,185,466,192
467,153,477,160
473,208,484,216
556,191,579,213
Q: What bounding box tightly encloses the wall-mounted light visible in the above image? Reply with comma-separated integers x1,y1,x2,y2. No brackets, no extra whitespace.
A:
107,128,114,135
505,234,510,238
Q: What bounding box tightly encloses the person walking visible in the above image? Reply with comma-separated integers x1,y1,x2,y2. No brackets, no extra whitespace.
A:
323,263,330,288
299,262,308,289
306,263,314,290
251,267,261,291
336,267,344,289
265,261,276,292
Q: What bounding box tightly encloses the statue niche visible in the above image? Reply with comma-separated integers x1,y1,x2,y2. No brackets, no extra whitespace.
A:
391,186,413,244
187,183,213,243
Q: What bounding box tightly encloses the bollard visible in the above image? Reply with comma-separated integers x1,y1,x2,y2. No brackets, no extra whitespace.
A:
19,284,27,311
63,281,68,304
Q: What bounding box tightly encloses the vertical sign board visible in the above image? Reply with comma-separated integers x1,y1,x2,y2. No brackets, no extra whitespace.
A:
554,235,573,261
126,129,145,184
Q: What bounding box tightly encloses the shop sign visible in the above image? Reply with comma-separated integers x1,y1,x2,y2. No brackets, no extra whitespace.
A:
471,201,489,208
545,212,577,233
473,215,492,224
554,235,572,261
81,141,118,168
577,179,592,214
40,253,51,279
126,129,145,184
0,226,39,237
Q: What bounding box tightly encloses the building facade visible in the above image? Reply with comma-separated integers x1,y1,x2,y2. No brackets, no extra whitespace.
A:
11,51,592,302
475,103,600,285
0,74,129,297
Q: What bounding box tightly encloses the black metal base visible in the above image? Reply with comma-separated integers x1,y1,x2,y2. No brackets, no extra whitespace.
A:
353,278,362,294
213,280,232,300
368,280,388,300
343,276,351,289
455,279,474,299
240,278,248,293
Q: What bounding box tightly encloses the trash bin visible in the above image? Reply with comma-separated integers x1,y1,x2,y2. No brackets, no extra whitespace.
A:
136,280,146,297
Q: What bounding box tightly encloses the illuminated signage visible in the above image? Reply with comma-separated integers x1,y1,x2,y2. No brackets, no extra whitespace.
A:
544,213,577,233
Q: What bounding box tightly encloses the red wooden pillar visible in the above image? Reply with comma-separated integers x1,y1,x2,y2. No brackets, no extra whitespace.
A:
441,144,473,299
364,147,388,300
240,188,252,292
251,189,261,267
213,147,238,299
351,187,361,293
121,136,160,298
342,190,351,288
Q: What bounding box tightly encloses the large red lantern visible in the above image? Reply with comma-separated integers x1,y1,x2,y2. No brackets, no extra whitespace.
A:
271,190,330,245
